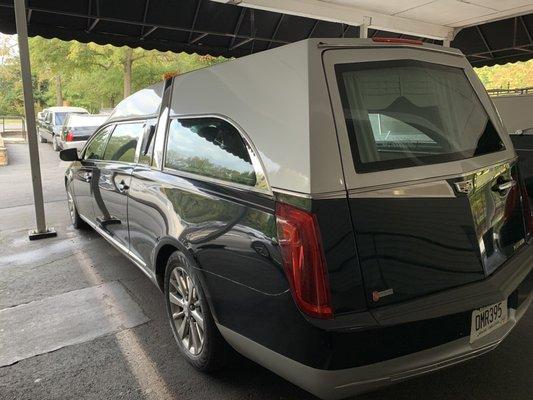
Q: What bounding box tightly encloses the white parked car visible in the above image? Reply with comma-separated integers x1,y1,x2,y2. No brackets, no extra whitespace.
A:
38,106,89,149
57,114,108,153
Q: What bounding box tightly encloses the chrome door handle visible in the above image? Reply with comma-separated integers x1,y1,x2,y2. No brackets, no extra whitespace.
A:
117,180,129,193
493,180,516,193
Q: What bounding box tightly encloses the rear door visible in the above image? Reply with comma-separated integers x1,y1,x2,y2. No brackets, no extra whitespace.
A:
323,46,527,307
92,121,144,249
125,119,162,267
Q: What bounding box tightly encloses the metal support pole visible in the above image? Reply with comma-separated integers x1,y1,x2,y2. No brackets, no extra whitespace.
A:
359,16,371,38
442,28,459,48
13,0,56,240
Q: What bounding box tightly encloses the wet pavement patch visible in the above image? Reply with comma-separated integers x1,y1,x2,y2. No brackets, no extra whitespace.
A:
0,281,149,367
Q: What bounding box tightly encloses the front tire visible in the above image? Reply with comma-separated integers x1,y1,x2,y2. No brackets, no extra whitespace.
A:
164,251,229,372
67,188,87,229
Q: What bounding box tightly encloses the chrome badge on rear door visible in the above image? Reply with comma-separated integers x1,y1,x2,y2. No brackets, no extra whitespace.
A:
455,179,474,194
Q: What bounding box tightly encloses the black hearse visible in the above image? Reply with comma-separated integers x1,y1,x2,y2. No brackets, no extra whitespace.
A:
60,38,532,399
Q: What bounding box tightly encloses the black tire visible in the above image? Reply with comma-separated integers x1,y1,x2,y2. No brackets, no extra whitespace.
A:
66,188,87,230
164,251,229,372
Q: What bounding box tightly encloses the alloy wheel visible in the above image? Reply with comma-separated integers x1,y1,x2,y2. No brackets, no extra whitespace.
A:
168,267,205,356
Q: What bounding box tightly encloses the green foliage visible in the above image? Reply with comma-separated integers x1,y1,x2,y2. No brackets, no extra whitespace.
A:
0,36,226,115
474,59,533,90
1,34,531,116
166,152,256,186
0,61,23,115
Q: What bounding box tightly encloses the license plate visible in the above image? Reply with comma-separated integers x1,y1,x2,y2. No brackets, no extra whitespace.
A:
470,300,508,343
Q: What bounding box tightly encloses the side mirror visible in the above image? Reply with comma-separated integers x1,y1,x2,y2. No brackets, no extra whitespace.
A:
59,148,80,162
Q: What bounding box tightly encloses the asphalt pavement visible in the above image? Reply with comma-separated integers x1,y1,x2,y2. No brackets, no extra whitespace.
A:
0,141,531,400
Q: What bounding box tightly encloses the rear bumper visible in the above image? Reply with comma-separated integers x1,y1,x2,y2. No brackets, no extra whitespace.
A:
218,243,533,400
220,292,531,399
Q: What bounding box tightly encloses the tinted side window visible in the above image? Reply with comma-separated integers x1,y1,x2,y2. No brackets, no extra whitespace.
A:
84,126,113,160
103,122,144,163
165,118,256,186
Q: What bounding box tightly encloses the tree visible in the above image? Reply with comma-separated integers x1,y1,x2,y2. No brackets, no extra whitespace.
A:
29,38,73,106
3,34,531,118
475,60,533,90
2,36,229,114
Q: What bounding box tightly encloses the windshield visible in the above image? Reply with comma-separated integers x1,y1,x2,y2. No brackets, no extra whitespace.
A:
335,60,505,173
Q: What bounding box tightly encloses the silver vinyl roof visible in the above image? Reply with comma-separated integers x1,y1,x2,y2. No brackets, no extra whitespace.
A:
112,38,512,196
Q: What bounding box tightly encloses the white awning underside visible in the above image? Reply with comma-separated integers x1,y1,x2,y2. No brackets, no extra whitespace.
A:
215,0,533,40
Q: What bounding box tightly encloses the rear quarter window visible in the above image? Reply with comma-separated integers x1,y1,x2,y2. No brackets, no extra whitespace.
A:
164,118,256,187
335,60,505,173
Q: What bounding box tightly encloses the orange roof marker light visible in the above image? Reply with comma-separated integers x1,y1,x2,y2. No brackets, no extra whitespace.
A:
372,37,424,45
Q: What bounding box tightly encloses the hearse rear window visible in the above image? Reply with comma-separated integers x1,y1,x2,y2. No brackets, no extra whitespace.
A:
165,118,256,187
335,60,505,173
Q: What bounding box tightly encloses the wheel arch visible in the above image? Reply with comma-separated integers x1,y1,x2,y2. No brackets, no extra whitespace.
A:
153,236,220,322
154,240,180,291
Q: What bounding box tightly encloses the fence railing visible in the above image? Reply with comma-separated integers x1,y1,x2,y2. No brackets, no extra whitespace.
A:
487,87,533,97
0,116,26,141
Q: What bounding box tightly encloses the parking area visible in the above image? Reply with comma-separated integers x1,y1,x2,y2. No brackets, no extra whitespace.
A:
0,141,532,400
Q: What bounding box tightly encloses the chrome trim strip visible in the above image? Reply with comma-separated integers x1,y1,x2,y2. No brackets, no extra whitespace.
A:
350,180,455,199
163,167,273,197
348,159,517,198
79,214,155,282
272,188,347,200
165,113,272,194
312,190,347,200
272,187,312,199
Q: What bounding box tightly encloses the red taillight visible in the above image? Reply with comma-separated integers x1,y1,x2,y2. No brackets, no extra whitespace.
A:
66,131,74,142
372,37,423,45
275,202,332,319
